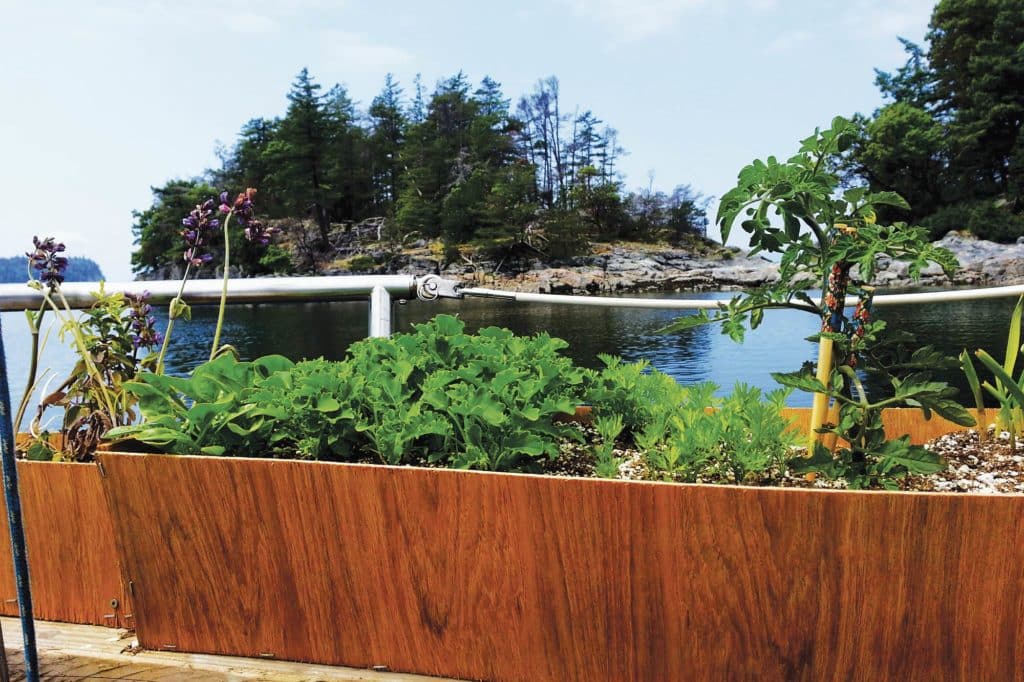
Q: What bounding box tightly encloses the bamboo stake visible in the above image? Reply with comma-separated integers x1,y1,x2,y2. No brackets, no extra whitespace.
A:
809,337,833,452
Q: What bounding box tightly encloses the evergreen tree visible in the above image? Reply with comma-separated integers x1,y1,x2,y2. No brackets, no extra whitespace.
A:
217,117,283,216
848,0,1024,240
131,179,219,276
856,102,947,221
928,0,1024,202
368,74,406,212
131,67,711,270
322,83,371,223
267,68,333,243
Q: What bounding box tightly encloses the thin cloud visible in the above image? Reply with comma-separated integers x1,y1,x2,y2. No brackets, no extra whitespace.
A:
560,0,710,42
841,0,934,41
320,31,414,72
34,0,351,34
765,29,812,54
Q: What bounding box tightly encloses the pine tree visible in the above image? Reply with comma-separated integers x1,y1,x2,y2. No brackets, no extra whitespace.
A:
368,74,406,211
267,68,333,243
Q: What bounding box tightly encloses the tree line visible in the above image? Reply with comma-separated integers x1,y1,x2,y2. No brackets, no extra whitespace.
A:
132,71,708,276
0,256,103,284
843,0,1024,242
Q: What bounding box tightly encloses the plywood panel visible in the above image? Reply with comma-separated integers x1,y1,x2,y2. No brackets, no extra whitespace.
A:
99,453,1024,682
570,406,980,444
781,406,981,444
0,461,130,627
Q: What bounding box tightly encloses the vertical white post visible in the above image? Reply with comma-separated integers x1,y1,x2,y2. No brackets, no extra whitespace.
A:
368,285,392,337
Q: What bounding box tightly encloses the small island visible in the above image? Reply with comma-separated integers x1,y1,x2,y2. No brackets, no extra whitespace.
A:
128,43,1022,293
0,255,104,284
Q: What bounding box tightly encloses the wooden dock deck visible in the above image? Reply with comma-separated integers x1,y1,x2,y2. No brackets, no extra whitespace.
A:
1,618,463,681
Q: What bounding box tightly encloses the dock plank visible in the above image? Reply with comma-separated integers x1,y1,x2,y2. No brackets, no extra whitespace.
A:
2,618,462,681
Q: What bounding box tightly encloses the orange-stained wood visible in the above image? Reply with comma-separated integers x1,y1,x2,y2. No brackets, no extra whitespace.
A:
99,452,1024,682
782,406,980,444
0,461,131,627
571,406,981,445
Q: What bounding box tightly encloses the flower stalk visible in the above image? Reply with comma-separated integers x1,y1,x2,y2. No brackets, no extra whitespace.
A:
14,303,46,432
210,188,276,361
210,209,233,360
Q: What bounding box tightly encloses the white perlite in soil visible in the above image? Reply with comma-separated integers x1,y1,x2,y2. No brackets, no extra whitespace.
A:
903,428,1024,494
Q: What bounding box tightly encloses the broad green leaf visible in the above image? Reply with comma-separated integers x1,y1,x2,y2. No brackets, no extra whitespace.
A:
771,371,829,394
659,311,718,334
866,191,910,210
316,396,342,413
874,437,943,474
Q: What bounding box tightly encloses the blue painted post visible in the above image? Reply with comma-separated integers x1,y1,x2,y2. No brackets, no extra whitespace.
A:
0,314,39,681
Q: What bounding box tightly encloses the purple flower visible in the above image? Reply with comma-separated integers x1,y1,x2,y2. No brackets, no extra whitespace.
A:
244,220,280,245
27,236,69,290
221,188,279,245
181,198,218,267
125,291,163,351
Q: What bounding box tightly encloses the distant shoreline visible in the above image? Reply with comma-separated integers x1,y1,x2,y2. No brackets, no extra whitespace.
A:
127,231,1024,296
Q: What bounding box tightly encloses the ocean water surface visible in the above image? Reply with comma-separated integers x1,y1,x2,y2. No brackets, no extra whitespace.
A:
1,289,1015,430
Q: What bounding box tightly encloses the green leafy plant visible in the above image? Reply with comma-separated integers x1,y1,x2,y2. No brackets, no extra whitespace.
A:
660,117,969,480
583,354,685,434
960,349,989,443
774,362,974,489
642,382,799,484
111,316,588,472
345,316,586,470
667,117,957,343
105,353,296,455
583,358,798,484
592,414,625,478
107,316,809,485
18,238,163,461
961,294,1024,450
31,286,153,460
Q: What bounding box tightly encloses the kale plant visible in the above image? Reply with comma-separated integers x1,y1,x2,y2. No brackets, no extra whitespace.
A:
111,315,588,472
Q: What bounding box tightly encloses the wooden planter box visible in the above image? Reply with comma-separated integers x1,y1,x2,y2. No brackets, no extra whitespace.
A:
779,406,981,444
0,460,131,627
97,431,1023,681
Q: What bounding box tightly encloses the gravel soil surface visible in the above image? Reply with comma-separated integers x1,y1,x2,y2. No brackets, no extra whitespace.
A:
542,425,1024,494
902,429,1024,493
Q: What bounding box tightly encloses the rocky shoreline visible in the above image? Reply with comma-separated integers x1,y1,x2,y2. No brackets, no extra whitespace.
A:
142,225,1024,295
384,231,1024,295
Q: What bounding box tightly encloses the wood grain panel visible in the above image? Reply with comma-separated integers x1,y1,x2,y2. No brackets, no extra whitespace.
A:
0,461,130,627
99,452,1024,682
571,407,980,444
781,406,981,444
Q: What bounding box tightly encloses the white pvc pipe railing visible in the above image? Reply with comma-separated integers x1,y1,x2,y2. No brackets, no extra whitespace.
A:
0,275,419,310
460,283,1024,309
0,275,422,338
368,285,393,338
2,277,1022,336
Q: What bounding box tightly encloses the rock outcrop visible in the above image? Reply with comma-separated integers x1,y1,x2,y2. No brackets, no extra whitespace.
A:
445,248,779,294
138,218,1024,295
868,232,1024,288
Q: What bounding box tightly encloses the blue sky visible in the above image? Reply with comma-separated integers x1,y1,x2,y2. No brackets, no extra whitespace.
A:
0,0,934,280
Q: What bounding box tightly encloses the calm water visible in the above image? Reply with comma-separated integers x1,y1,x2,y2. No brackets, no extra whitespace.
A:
1,290,1015,429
